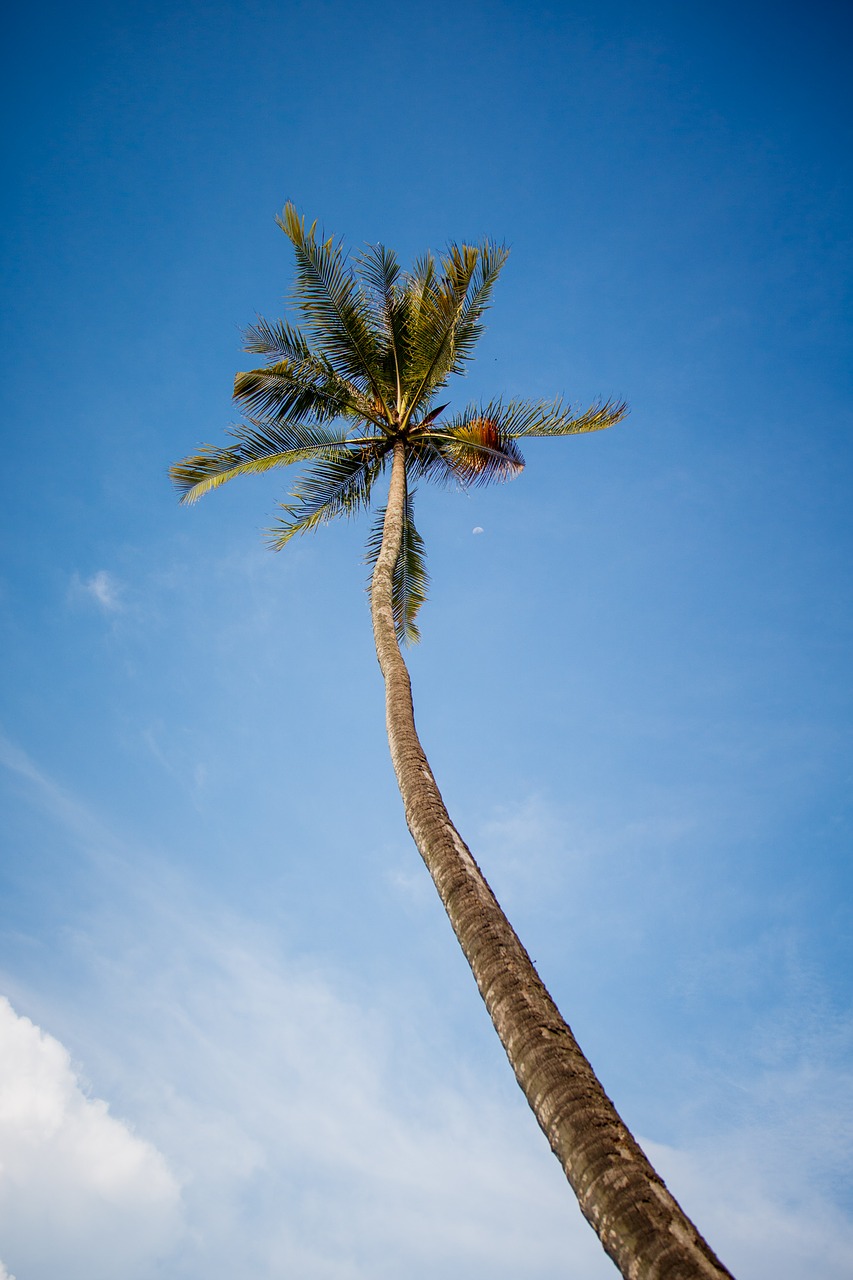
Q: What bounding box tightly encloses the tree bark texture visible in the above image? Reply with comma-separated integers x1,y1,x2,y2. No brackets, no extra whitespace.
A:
369,439,735,1280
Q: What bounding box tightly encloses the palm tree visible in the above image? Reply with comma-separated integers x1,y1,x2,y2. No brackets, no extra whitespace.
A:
171,205,734,1280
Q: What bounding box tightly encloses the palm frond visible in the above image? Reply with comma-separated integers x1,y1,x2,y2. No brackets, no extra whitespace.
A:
505,397,629,437
277,204,389,406
269,443,389,548
242,316,312,363
402,437,460,487
355,242,401,308
240,314,379,421
356,242,408,396
401,245,477,406
432,432,524,487
170,420,362,504
415,403,526,488
404,252,439,340
440,240,509,373
402,241,509,416
233,359,378,425
365,489,429,645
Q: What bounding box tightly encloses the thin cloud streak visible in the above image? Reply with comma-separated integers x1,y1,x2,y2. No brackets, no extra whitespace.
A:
69,570,124,613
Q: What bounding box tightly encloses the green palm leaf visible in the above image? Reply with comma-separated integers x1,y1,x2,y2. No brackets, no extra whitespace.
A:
233,359,376,425
441,240,509,371
401,245,477,406
365,490,429,645
355,242,408,397
505,397,629,437
269,445,389,548
170,419,361,504
403,252,439,345
277,203,389,408
402,241,509,415
242,316,312,363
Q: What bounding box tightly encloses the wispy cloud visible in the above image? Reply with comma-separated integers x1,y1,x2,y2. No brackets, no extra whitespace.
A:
3,906,616,1280
0,736,615,1279
0,730,124,873
2,738,852,1279
69,569,124,613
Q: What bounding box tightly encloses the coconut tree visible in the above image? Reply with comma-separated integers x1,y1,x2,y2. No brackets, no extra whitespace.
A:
171,205,734,1280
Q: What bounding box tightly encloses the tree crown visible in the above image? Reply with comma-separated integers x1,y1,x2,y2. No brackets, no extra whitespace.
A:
171,204,627,641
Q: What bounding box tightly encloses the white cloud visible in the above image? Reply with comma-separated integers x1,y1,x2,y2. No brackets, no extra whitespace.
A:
19,896,853,1280
54,921,615,1280
0,734,612,1278
70,569,124,613
0,998,182,1280
3,740,853,1280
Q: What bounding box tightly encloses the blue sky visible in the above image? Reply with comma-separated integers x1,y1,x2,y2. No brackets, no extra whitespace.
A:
1,1,851,1276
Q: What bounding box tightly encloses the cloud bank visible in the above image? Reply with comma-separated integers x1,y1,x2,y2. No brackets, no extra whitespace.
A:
0,998,182,1280
2,742,852,1279
7,917,853,1280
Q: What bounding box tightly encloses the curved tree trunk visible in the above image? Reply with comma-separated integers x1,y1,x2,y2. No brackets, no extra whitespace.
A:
370,439,735,1280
